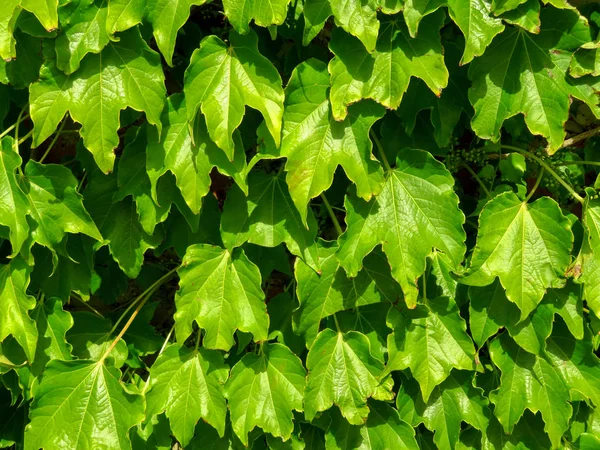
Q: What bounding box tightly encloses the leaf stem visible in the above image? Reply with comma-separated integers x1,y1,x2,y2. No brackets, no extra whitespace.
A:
39,120,66,163
556,160,600,168
17,129,33,145
333,313,341,333
0,113,29,141
71,292,105,319
320,193,343,237
501,145,585,204
525,167,545,203
370,130,392,172
108,267,178,336
194,330,202,351
142,325,174,394
460,162,492,200
549,124,600,152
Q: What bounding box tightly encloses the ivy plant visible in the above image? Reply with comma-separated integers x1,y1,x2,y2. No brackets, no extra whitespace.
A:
2,0,600,448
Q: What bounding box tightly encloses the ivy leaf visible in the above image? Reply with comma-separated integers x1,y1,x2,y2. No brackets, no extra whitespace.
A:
0,136,30,257
221,171,320,272
174,244,269,351
54,0,110,75
385,298,476,402
147,93,248,215
330,0,379,51
0,258,37,362
328,12,448,122
147,0,207,67
580,199,600,315
293,240,400,346
24,360,145,450
30,28,166,173
570,41,600,78
546,319,600,408
106,0,144,34
146,344,229,446
337,149,466,308
302,0,331,45
184,30,284,160
489,332,571,448
225,343,306,445
269,59,385,225
396,371,490,450
325,400,419,450
462,192,573,322
25,160,103,258
304,329,393,425
468,8,599,152
31,297,73,375
224,0,289,34
0,1,21,60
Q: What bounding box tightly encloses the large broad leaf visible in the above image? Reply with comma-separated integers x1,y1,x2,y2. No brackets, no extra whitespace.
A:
223,0,289,34
293,240,400,346
184,30,284,160
0,258,37,362
24,360,145,450
147,0,207,66
271,59,385,225
385,298,476,402
462,192,573,322
580,199,600,315
30,28,166,173
325,400,419,450
146,344,229,447
546,319,600,408
147,93,248,216
0,137,30,257
468,7,600,152
304,329,393,425
25,160,103,258
396,371,490,450
174,244,269,350
328,12,448,122
337,148,466,308
489,332,571,448
225,343,305,445
220,171,320,272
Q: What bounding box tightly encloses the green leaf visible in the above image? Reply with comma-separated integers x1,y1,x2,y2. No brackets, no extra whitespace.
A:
25,360,145,450
184,30,284,160
302,0,331,45
174,244,269,350
468,8,599,152
446,0,505,64
273,59,385,224
106,0,144,34
54,0,110,75
462,192,573,321
0,258,37,362
25,160,103,257
329,0,379,51
325,400,419,450
30,28,166,173
489,332,571,448
221,171,320,272
328,12,448,121
0,137,30,257
337,149,466,308
304,329,393,425
147,93,248,215
385,297,476,402
396,371,490,450
0,1,20,60
546,319,600,409
293,240,400,346
225,343,306,445
146,0,207,67
571,41,600,78
224,0,290,34
146,344,229,446
580,199,600,316
31,297,73,374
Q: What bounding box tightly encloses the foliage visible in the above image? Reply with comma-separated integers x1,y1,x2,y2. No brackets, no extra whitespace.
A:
2,0,600,448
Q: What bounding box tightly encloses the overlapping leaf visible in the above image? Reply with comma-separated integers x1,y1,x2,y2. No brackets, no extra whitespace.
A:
337,148,466,307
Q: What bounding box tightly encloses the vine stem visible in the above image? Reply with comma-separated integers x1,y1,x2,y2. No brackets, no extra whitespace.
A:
548,124,600,152
460,162,492,200
107,267,179,337
39,120,66,163
525,167,545,202
557,160,600,168
0,113,29,141
501,145,585,204
333,313,341,333
321,193,343,236
18,129,33,145
369,130,392,172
